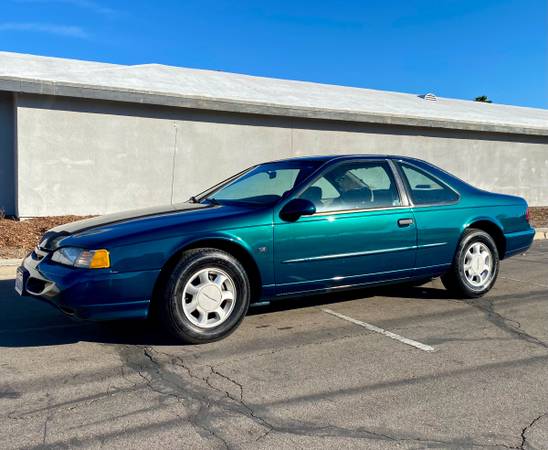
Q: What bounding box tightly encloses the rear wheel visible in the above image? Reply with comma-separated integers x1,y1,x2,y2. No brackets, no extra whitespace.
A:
441,228,499,298
159,248,250,344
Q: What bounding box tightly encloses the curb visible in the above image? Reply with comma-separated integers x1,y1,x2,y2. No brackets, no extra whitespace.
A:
0,259,22,267
534,228,548,240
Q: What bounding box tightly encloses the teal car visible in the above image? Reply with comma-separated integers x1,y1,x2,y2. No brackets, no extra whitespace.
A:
17,155,535,343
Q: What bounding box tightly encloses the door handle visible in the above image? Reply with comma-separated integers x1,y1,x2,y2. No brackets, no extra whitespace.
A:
398,218,414,227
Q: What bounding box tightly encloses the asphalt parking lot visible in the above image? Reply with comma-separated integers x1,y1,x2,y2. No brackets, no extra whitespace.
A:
1,242,547,450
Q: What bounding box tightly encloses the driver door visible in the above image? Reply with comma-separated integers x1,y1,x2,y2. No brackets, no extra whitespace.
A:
273,159,417,294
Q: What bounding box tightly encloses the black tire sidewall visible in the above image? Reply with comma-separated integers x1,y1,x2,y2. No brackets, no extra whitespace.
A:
455,230,499,295
163,249,250,343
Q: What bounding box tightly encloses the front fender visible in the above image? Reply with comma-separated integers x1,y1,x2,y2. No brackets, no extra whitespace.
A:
107,220,274,288
177,228,274,288
180,231,256,256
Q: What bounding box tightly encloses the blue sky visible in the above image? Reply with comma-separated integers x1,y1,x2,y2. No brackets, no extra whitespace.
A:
1,0,546,108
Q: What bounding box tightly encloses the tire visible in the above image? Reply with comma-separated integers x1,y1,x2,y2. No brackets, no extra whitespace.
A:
159,248,251,344
441,228,499,298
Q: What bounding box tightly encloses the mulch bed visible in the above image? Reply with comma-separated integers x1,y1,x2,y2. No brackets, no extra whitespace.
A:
0,216,91,259
1,207,547,259
530,207,548,229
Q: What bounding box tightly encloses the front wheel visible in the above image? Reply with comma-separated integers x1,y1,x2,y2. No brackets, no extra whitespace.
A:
441,229,499,298
159,248,251,344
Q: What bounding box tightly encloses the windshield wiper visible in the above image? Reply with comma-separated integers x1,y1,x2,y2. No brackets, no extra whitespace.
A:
189,196,220,205
204,197,220,205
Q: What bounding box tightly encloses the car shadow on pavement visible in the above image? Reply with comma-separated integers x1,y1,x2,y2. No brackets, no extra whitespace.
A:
0,278,457,348
247,281,457,317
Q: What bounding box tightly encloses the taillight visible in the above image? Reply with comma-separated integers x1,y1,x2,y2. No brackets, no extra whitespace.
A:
525,207,530,223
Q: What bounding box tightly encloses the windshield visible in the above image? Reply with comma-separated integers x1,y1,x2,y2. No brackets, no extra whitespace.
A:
202,161,322,206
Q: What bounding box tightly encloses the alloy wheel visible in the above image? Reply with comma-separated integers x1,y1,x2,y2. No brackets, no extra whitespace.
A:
463,242,493,289
181,267,236,329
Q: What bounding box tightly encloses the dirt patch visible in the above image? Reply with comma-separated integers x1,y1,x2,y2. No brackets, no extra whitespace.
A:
0,216,91,259
529,207,548,229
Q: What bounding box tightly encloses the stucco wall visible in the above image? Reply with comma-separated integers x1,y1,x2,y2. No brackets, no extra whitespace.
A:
0,92,15,216
15,94,548,217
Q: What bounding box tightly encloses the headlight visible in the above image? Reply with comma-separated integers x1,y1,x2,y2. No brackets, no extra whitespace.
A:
51,247,110,269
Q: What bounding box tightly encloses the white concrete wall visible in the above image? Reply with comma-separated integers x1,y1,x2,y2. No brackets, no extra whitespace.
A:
171,117,294,205
17,96,175,216
291,126,548,205
0,92,15,216
15,94,548,217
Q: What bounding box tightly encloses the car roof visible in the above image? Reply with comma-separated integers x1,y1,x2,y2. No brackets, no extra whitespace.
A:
269,154,426,165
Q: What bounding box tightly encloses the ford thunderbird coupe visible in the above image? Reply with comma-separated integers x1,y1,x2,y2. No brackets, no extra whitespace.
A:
16,155,535,343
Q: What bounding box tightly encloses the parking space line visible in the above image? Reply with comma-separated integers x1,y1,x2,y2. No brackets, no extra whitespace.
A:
322,308,436,352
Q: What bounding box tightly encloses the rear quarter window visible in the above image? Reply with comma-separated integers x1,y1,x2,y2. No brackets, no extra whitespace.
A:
399,163,459,205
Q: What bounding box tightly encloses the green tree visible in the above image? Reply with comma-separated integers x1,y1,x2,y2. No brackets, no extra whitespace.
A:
474,95,492,103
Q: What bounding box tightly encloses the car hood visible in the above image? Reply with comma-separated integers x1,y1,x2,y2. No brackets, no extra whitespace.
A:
50,202,209,235
39,201,257,250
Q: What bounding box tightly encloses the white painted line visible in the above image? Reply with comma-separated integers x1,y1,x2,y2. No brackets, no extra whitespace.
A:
322,308,436,352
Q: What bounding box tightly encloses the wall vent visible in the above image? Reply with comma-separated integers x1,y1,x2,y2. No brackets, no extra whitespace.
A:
419,93,437,102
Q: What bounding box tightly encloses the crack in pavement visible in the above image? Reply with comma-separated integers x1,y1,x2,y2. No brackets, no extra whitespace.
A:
41,393,52,446
5,333,539,449
153,347,400,444
113,345,526,449
465,297,548,350
141,349,233,449
126,345,233,449
499,276,548,289
5,382,145,420
519,413,546,450
140,347,401,445
150,347,274,445
205,364,275,442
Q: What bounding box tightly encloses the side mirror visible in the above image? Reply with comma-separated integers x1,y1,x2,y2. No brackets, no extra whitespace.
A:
279,198,316,222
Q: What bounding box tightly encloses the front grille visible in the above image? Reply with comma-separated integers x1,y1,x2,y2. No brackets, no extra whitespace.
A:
26,277,48,294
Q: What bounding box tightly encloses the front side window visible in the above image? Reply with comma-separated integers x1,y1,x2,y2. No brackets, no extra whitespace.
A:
298,161,401,213
206,161,321,206
399,163,459,205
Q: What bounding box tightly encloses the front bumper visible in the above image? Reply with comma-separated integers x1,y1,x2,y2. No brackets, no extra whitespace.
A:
16,249,159,320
